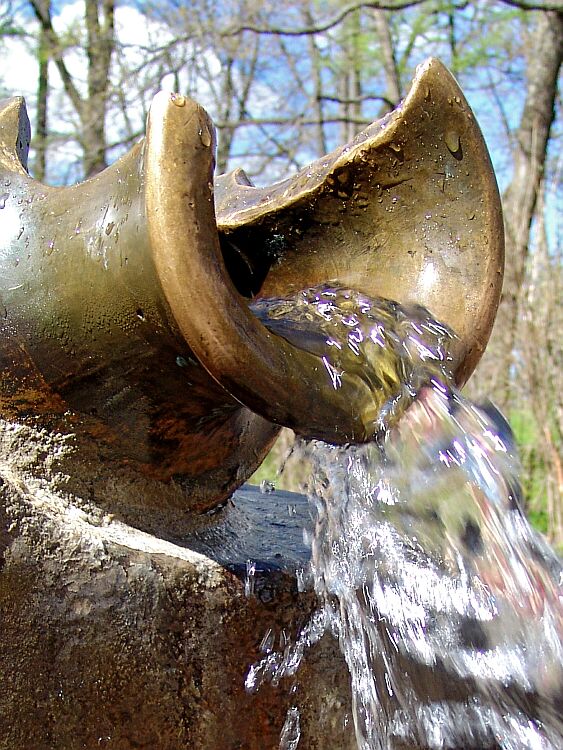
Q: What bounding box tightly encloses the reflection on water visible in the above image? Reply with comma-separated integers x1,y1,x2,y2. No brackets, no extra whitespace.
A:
249,286,562,750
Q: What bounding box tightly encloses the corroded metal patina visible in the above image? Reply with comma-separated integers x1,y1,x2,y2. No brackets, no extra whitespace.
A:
0,59,503,512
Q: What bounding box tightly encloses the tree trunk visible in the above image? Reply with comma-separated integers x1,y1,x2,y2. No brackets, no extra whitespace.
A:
471,10,563,410
83,0,114,176
373,8,401,113
35,22,48,181
30,0,115,179
306,8,328,157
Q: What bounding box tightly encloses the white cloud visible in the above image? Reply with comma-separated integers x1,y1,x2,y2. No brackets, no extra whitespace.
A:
1,35,38,103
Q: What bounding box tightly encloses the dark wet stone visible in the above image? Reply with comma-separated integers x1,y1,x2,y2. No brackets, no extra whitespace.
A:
461,517,483,555
507,480,524,511
459,618,489,651
186,484,312,572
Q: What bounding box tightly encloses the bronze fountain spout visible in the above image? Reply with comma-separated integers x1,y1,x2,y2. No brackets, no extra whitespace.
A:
0,58,503,516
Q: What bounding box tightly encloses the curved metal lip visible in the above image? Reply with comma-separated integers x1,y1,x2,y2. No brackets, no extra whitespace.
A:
214,57,504,388
144,57,503,443
0,96,31,173
215,58,495,229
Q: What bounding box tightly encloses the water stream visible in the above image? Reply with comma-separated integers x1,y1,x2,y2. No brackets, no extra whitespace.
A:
248,286,562,750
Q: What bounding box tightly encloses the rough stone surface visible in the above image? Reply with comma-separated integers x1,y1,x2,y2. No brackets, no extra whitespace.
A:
0,419,355,749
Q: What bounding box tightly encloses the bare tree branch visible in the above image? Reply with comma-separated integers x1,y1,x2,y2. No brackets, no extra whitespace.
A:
224,1,428,37
223,0,562,39
319,93,395,107
214,116,373,128
29,0,83,113
373,8,402,110
484,68,515,148
499,0,563,11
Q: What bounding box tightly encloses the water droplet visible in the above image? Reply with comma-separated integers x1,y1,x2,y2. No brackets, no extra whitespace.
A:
0,193,9,209
445,131,462,159
280,706,301,750
105,221,115,236
198,124,212,147
389,142,402,153
244,559,256,597
136,308,145,321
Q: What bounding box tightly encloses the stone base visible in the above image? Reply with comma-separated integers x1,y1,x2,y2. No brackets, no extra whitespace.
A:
0,421,354,750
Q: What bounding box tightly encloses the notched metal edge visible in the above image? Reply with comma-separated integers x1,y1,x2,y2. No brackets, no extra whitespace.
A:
215,59,466,228
0,97,31,173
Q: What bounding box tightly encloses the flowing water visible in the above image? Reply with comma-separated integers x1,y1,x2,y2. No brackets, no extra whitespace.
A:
247,286,562,750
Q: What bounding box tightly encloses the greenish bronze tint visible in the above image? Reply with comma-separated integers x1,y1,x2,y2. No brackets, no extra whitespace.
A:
216,58,504,389
251,286,458,437
0,57,503,514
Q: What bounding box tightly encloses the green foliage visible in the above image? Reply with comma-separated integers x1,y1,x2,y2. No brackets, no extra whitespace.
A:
510,409,557,538
248,447,281,486
248,431,312,492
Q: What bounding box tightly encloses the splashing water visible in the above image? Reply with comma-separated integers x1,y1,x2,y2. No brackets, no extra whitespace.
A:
251,286,455,437
248,286,562,750
280,706,301,750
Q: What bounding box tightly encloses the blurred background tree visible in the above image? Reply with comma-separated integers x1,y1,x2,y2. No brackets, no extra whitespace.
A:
0,0,560,545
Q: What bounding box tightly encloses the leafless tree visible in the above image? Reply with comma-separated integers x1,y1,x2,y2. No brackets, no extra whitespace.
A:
30,0,115,177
